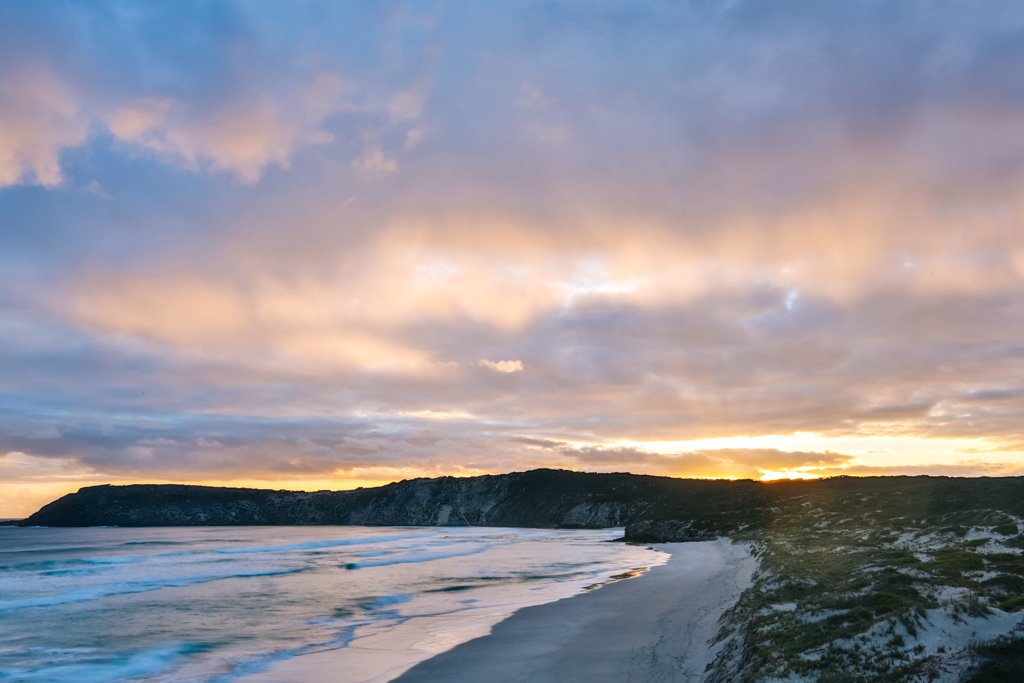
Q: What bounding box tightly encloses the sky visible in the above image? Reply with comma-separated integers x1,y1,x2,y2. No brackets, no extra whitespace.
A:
3,1,1024,516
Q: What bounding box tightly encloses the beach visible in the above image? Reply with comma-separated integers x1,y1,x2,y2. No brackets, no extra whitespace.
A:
0,526,667,682
397,538,757,683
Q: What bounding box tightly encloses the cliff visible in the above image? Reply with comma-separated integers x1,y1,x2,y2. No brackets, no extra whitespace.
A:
19,470,1024,543
20,469,765,534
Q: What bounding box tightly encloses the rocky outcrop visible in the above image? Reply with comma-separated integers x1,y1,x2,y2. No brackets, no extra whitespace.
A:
622,519,721,542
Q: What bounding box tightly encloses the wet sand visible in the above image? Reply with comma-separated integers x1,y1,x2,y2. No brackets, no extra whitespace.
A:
396,538,756,683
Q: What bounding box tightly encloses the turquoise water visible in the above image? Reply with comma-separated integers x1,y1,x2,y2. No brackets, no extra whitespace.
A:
0,526,664,682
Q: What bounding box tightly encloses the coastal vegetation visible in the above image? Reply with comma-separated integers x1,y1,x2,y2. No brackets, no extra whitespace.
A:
708,481,1024,681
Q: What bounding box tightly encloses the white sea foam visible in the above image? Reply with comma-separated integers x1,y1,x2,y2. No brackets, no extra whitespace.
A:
3,643,200,682
0,567,309,611
213,533,429,554
0,526,663,682
343,544,503,569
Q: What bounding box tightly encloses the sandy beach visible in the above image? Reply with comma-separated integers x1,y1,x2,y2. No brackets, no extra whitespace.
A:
396,538,757,683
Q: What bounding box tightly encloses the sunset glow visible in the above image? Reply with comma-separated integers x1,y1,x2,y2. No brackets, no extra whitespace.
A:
4,2,1024,517
758,470,823,482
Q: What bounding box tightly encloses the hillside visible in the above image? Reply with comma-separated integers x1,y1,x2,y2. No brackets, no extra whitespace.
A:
19,470,1024,537
708,484,1024,681
19,469,766,532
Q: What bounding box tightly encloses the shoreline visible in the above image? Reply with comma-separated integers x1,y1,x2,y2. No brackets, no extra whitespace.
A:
227,528,669,683
395,538,757,683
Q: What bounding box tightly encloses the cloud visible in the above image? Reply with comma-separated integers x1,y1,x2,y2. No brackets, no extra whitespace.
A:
105,98,174,141
0,69,347,188
0,4,422,187
0,69,88,186
103,71,346,183
404,127,425,150
5,1,1024,513
388,81,430,123
478,359,524,374
811,463,1024,478
563,445,854,479
517,82,551,110
352,134,398,179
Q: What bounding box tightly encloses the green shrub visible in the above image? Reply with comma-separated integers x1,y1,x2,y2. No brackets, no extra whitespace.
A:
999,596,1024,612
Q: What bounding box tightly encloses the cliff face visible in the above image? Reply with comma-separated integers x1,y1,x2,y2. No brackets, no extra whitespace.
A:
21,470,1024,542
18,469,762,534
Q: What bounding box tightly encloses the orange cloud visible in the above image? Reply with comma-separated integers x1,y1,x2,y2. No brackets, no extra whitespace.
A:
478,359,524,373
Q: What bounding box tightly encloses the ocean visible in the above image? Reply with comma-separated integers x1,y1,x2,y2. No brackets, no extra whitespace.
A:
0,525,665,682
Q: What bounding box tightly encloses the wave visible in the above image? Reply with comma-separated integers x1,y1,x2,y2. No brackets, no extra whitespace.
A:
213,533,427,555
425,584,478,593
0,526,651,683
0,567,308,612
0,544,110,556
81,555,140,565
0,643,206,682
356,593,412,610
207,633,358,683
120,540,188,547
0,555,139,573
343,544,501,569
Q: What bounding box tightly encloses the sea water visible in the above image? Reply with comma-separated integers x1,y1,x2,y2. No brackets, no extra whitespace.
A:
0,526,665,682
